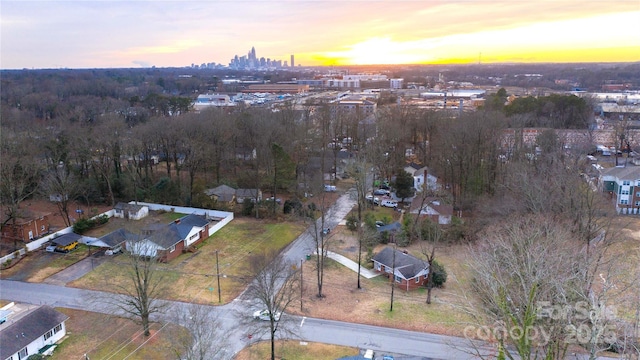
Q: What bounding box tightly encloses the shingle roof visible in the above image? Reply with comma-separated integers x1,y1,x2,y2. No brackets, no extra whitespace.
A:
114,202,145,212
99,228,138,248
376,222,402,233
236,189,260,198
372,247,429,279
205,185,236,202
0,305,69,359
146,214,209,249
52,233,82,247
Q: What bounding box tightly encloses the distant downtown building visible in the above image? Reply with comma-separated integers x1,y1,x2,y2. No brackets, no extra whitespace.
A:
228,46,293,70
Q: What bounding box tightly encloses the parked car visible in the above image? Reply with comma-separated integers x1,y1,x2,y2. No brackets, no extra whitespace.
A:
381,199,398,208
375,221,385,228
324,184,337,192
253,309,281,321
322,227,331,235
373,189,390,196
45,245,57,253
106,245,123,256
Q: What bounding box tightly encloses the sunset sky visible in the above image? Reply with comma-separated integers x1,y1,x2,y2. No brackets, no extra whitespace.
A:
1,1,639,69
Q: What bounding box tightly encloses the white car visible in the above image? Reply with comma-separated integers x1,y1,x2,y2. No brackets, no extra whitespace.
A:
253,309,281,321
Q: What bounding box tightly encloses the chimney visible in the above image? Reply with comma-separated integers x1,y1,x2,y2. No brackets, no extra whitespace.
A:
175,219,181,224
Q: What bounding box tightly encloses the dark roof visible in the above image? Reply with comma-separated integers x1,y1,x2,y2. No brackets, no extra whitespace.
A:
236,189,260,198
205,185,236,202
376,221,402,233
0,305,69,359
114,202,145,212
52,233,81,246
147,214,209,249
99,228,138,247
372,247,429,279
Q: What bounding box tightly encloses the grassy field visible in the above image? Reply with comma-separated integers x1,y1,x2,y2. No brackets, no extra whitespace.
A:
52,308,184,360
70,218,306,304
234,340,359,360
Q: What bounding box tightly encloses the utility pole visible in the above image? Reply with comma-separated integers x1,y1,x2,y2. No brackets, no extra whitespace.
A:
300,259,303,311
390,241,396,312
216,250,221,303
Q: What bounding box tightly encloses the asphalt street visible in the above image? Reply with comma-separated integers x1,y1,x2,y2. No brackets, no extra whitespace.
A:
0,192,485,359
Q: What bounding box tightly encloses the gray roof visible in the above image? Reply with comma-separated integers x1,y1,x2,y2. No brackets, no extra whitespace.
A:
147,214,209,249
114,202,145,212
205,185,236,202
601,166,640,180
99,228,138,248
236,189,260,198
0,305,69,359
376,221,402,233
372,247,429,279
52,233,81,247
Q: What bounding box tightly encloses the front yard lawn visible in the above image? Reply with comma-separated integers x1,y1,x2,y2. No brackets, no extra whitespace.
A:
52,308,183,360
235,340,358,360
70,218,306,304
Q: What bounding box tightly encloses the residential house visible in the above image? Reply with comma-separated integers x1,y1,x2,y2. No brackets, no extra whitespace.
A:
236,189,262,204
1,211,51,243
126,214,211,262
113,203,149,220
87,228,138,253
600,166,640,214
409,197,453,225
0,302,69,359
403,163,421,178
204,185,236,204
371,247,430,291
412,166,439,193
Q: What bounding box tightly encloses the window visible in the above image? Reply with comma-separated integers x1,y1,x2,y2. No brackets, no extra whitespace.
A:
635,201,640,207
415,276,420,284
621,189,630,195
18,347,28,359
394,275,402,283
623,181,631,186
54,324,62,333
376,263,381,271
169,245,176,252
44,329,54,340
189,234,198,241
621,199,629,205
636,192,640,197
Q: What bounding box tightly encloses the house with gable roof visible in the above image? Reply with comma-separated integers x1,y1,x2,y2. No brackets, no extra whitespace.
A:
113,202,149,220
126,213,211,262
0,302,69,359
371,247,430,291
204,185,237,204
409,196,453,225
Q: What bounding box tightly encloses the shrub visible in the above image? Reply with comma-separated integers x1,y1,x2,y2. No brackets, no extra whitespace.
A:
345,214,358,232
430,260,448,288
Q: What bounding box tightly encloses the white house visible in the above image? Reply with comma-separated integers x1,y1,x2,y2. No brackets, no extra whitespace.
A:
114,203,149,220
0,303,69,360
412,167,439,193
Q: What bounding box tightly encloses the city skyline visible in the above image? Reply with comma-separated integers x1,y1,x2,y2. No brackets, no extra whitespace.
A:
1,1,639,69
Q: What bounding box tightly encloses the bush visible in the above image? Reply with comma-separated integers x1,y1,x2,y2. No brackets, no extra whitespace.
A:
73,214,110,234
241,200,255,216
345,214,358,232
283,199,302,214
430,260,448,288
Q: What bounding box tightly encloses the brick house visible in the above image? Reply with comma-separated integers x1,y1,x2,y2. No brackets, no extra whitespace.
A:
126,214,211,262
371,247,430,291
1,211,51,243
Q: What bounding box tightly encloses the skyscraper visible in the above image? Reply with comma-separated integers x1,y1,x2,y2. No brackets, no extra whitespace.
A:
290,54,295,68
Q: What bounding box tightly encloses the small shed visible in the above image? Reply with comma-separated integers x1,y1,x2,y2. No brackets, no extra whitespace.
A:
114,203,149,220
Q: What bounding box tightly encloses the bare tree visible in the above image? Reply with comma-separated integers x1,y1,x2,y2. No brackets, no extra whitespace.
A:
167,303,229,360
244,252,300,360
111,240,168,337
40,166,79,227
0,136,42,249
345,154,370,289
466,215,583,359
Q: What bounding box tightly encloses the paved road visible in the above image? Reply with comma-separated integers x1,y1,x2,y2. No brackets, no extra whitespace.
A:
0,192,485,359
0,280,487,359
